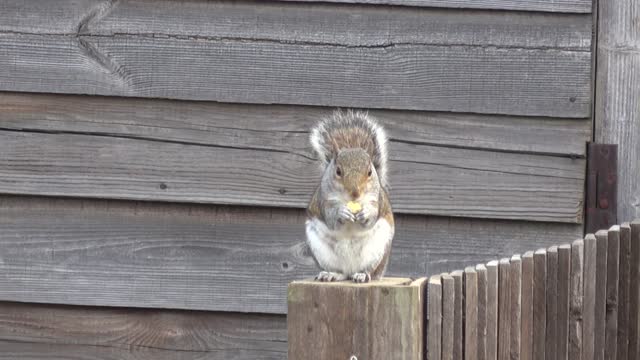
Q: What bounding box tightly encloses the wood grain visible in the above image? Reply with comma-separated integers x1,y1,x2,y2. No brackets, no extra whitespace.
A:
533,249,547,360
594,0,640,223
569,240,584,360
476,265,488,360
486,261,499,360
0,301,287,360
275,0,592,13
583,234,598,360
452,270,464,360
0,128,587,222
0,32,591,117
287,277,426,360
0,93,592,157
498,259,511,360
520,253,534,360
428,276,443,360
545,246,558,360
594,230,609,360
630,221,640,360
510,255,522,360
0,195,583,314
617,224,631,360
557,244,572,360
465,268,478,360
442,274,455,360
605,226,620,360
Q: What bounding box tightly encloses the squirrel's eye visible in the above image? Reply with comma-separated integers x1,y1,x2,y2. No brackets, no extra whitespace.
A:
336,167,342,177
368,169,372,177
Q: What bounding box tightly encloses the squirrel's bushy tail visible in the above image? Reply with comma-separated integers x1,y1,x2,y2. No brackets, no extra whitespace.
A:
310,109,389,186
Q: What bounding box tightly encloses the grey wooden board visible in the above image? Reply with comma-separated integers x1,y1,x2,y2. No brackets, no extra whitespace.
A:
630,221,640,360
510,255,522,360
452,270,464,360
486,261,499,360
465,267,478,360
595,230,609,360
557,244,572,360
520,253,534,360
0,127,587,224
605,226,620,359
275,0,592,13
533,249,547,360
498,259,511,360
428,276,443,360
442,274,455,360
0,196,583,314
0,301,287,360
546,246,559,360
0,93,592,157
569,240,584,360
618,224,631,360
0,32,592,117
476,265,488,360
583,234,597,360
594,0,640,222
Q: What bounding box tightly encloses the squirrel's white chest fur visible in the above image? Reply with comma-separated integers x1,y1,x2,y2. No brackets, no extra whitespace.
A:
305,217,392,276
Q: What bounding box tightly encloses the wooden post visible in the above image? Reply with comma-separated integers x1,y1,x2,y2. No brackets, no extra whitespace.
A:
630,220,640,360
557,244,572,360
442,274,455,360
452,270,464,360
476,265,488,360
595,230,609,360
533,249,547,359
288,277,427,360
569,240,584,360
605,226,620,360
498,259,511,360
486,261,499,360
520,252,534,360
509,255,522,360
594,0,640,223
583,234,597,360
465,267,479,360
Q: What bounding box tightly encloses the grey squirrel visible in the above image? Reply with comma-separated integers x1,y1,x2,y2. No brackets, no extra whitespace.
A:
305,110,394,283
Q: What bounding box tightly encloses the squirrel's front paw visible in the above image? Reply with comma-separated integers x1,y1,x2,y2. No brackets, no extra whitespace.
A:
337,206,356,224
351,272,371,283
355,208,375,227
316,271,347,282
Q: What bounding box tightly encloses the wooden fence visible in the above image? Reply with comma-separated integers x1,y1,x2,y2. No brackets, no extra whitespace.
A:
426,220,640,360
288,220,640,359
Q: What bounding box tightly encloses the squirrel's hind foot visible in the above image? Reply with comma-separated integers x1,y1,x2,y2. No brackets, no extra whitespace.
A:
351,272,371,283
315,271,347,282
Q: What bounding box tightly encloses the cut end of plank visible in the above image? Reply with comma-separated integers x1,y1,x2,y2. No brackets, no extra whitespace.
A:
290,277,415,288
609,225,621,232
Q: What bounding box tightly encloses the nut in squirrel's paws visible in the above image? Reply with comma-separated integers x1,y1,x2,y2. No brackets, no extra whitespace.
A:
337,206,356,224
316,271,347,282
352,272,371,283
346,201,362,214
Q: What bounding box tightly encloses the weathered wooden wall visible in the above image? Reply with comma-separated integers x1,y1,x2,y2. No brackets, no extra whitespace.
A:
0,0,594,358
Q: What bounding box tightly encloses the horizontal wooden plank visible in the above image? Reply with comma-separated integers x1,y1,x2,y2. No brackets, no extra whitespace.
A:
0,129,586,222
1,1,593,48
0,301,286,360
0,32,592,117
0,93,592,156
0,94,587,222
275,0,591,13
0,195,583,314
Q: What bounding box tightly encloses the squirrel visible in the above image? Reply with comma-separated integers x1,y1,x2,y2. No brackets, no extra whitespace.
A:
305,110,394,283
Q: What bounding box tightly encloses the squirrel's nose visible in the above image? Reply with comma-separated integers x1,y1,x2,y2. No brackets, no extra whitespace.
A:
351,190,360,199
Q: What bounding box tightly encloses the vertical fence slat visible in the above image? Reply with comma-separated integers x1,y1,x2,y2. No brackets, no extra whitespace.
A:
605,226,620,360
452,270,464,360
583,234,598,360
428,276,443,360
498,259,511,360
569,240,584,360
465,267,478,360
521,252,534,360
510,255,522,360
557,244,572,360
546,246,558,360
486,261,499,360
618,224,631,360
442,274,455,360
630,220,640,360
595,230,609,360
533,249,547,360
476,265,488,360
